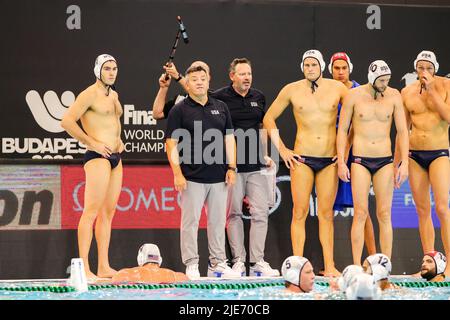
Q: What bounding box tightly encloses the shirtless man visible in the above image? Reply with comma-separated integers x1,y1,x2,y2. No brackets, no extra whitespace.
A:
61,54,124,280
281,256,315,293
337,60,409,266
399,51,450,276
420,251,447,282
112,244,188,283
264,49,347,276
329,52,376,257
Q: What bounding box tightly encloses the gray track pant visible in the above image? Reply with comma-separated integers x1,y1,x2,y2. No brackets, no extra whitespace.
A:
180,181,228,266
227,171,270,264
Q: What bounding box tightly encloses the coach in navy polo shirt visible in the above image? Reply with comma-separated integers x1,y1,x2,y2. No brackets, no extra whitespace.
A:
165,65,241,280
212,58,280,277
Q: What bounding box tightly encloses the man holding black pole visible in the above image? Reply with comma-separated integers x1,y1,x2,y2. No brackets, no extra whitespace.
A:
165,65,241,279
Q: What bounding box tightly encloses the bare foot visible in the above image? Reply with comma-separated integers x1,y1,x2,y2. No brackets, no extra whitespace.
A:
323,268,341,277
97,266,118,278
85,270,98,282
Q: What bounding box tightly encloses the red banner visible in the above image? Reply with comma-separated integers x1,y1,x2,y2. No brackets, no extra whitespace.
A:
60,165,207,229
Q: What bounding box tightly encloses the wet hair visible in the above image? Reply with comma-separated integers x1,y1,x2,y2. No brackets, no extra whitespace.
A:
229,58,252,73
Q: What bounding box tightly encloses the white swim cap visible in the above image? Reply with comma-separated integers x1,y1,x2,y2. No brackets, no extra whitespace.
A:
281,256,309,286
414,50,439,73
137,243,163,267
338,265,364,292
328,52,353,74
345,273,381,300
367,60,391,85
365,253,392,277
370,264,389,282
425,251,447,275
94,54,117,80
301,49,326,73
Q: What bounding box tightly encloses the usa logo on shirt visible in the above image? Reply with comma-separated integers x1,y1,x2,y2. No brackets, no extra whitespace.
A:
211,110,220,115
250,102,258,107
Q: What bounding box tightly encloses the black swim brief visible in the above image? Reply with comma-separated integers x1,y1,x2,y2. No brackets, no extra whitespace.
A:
83,150,122,169
409,149,449,170
352,155,393,175
299,156,336,173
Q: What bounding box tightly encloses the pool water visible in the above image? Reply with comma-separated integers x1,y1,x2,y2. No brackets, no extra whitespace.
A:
0,277,449,300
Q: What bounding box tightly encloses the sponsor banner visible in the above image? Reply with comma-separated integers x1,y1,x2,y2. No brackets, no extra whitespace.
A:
1,90,87,159
60,165,208,229
1,89,167,160
1,136,86,159
122,105,167,158
0,165,61,230
0,164,445,231
391,182,449,228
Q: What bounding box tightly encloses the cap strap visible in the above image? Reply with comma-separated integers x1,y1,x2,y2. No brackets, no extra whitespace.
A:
311,80,318,94
420,83,426,94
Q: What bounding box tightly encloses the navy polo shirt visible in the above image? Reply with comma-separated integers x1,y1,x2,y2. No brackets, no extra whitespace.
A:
166,95,234,184
163,94,187,119
211,85,267,173
162,90,214,119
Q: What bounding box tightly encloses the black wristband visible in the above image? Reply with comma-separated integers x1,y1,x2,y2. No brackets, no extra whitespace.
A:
175,73,183,82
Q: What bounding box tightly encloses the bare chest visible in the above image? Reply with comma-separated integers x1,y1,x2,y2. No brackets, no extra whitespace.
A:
404,90,441,115
291,87,340,115
90,95,122,117
353,98,394,122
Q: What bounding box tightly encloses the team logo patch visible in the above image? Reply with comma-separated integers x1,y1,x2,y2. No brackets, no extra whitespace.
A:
250,102,258,107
